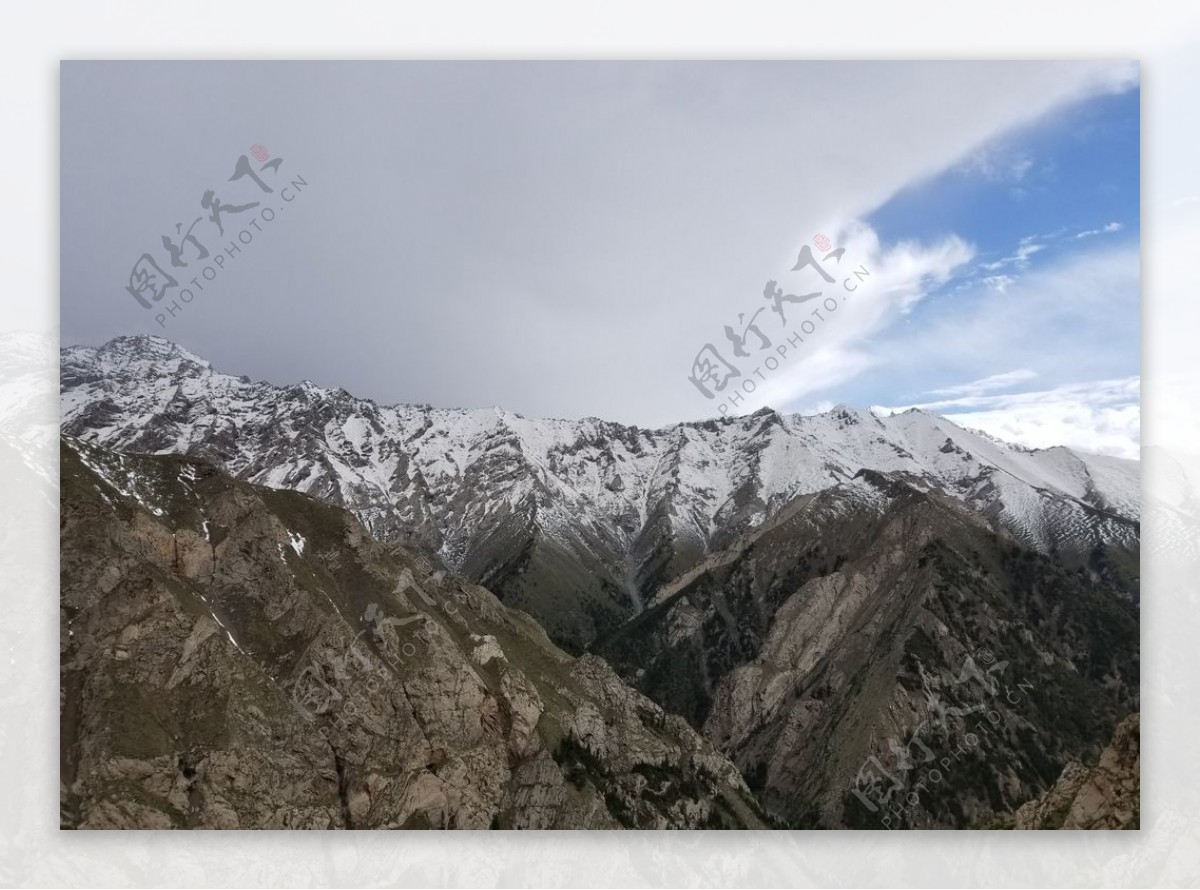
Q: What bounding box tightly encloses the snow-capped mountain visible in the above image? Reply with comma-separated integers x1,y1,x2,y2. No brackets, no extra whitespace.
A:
60,335,1139,649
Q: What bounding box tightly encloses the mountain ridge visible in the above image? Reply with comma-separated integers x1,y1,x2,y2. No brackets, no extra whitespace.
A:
57,334,1141,829
61,335,1140,650
60,334,1140,454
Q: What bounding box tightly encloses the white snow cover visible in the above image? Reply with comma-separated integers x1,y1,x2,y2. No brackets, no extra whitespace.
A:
61,336,1140,563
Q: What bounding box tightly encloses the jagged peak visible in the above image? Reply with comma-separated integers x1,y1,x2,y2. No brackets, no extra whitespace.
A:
809,402,884,428
92,334,212,370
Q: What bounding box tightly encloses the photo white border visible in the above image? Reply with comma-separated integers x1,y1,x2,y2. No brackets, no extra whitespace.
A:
4,2,1199,886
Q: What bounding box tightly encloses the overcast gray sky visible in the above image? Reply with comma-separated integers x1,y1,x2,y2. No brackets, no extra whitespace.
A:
61,61,1136,429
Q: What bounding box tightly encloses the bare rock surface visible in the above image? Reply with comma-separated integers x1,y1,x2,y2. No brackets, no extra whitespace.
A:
60,437,766,830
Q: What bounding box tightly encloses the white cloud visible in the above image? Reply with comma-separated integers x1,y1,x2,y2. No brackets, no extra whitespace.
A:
883,239,1139,377
919,369,1038,399
721,220,975,411
981,274,1017,293
980,239,1045,271
719,227,1138,459
1076,221,1124,239
959,148,1035,183
810,238,1138,457
874,377,1140,459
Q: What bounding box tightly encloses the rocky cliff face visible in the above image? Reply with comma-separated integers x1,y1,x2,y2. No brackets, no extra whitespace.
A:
61,336,1139,652
1013,712,1139,830
60,437,766,830
596,470,1139,828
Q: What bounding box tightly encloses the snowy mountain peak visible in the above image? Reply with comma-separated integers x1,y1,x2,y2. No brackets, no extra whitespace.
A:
60,337,1139,648
64,335,213,378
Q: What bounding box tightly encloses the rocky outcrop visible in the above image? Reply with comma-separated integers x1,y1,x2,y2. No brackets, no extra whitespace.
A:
1014,713,1140,830
59,437,766,830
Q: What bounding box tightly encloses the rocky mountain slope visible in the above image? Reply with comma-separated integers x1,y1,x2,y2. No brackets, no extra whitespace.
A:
1014,712,1139,829
61,336,1140,652
596,469,1139,828
60,436,767,830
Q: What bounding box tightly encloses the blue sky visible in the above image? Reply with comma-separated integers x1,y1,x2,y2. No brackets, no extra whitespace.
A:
869,88,1139,249
777,85,1141,457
